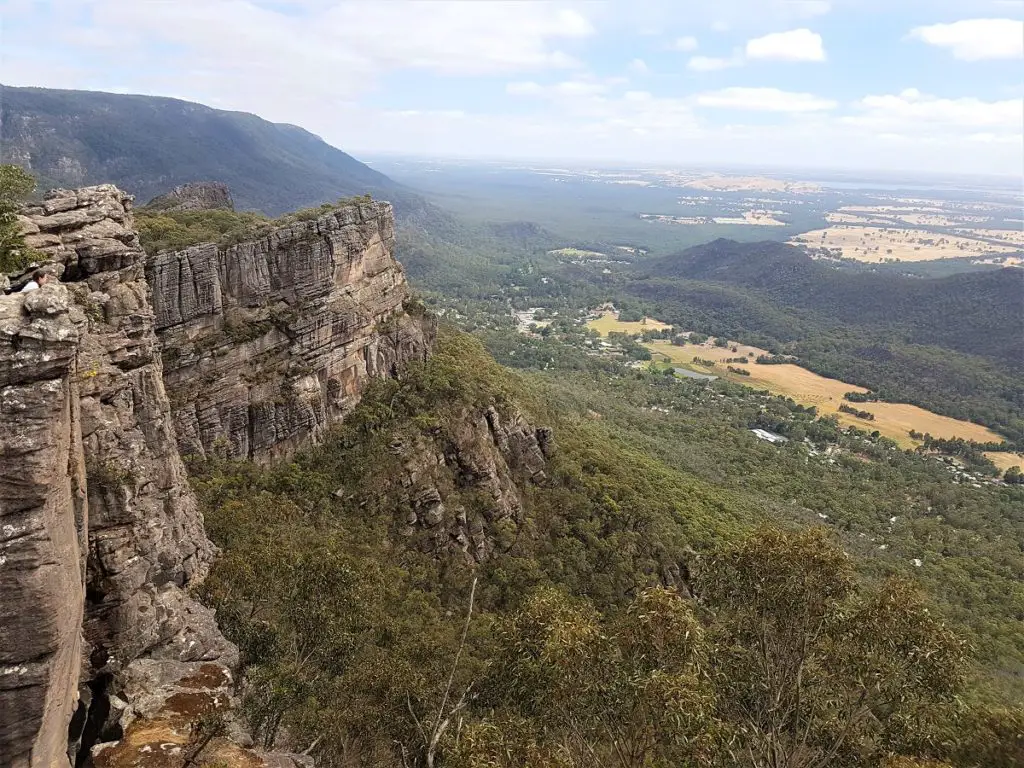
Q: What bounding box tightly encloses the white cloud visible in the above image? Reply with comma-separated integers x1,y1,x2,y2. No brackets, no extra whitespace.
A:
3,0,1021,176
688,54,744,71
628,58,650,75
746,28,826,61
696,87,837,111
4,1,595,95
910,19,1024,61
790,0,830,17
688,29,824,72
846,88,1023,131
672,35,699,51
506,79,609,98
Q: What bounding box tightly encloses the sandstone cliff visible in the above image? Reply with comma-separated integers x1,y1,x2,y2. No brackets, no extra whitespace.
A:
150,200,433,462
1,185,430,766
145,182,234,213
1,186,229,767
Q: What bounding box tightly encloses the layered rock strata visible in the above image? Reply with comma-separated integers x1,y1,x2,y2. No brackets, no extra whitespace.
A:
144,182,234,213
149,200,432,462
2,186,221,767
2,185,427,766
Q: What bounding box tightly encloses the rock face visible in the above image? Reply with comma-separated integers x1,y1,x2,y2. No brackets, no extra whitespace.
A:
0,286,87,768
145,182,234,213
1,186,222,767
392,405,553,562
149,200,433,462
1,186,429,765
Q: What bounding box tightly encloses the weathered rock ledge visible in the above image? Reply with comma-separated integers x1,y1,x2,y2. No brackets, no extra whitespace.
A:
145,182,234,213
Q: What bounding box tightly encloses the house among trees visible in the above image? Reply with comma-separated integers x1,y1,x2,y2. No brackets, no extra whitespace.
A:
750,428,788,444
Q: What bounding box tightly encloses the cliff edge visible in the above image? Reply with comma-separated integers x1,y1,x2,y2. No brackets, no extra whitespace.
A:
150,199,433,462
0,185,432,766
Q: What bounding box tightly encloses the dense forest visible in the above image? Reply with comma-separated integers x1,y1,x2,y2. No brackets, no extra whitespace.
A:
638,239,1024,368
193,330,1023,768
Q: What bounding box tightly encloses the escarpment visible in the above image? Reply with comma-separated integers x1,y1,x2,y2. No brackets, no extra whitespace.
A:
1,185,431,766
402,405,552,562
348,400,553,564
149,200,434,462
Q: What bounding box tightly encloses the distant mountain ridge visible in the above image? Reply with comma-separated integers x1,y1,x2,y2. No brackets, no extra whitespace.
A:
0,85,422,216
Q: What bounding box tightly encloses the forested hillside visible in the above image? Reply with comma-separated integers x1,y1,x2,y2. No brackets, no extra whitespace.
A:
194,329,1023,768
0,85,424,216
640,239,1024,367
622,240,1024,445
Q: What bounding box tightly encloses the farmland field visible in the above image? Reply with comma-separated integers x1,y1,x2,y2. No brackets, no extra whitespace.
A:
790,225,1021,263
646,340,1006,448
986,451,1024,473
587,312,672,336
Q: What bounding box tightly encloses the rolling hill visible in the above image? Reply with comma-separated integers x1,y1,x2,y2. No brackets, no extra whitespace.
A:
0,84,423,216
638,239,1024,368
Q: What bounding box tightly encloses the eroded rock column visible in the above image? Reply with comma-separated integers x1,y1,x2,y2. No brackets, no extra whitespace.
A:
0,287,87,768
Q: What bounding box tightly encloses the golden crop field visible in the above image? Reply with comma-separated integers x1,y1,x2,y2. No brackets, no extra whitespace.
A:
965,228,1024,246
587,312,672,336
646,339,1005,448
791,225,1020,263
986,452,1024,473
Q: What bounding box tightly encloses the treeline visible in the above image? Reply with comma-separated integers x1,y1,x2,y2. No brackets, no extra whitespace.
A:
913,434,1009,476
629,283,1024,448
839,402,876,421
755,354,793,365
845,391,880,403
727,366,751,376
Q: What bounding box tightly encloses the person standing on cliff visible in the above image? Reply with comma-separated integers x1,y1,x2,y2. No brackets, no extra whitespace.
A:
19,270,53,292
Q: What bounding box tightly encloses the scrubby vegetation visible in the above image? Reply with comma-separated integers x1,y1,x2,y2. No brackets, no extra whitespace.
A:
0,164,37,273
134,194,376,254
193,330,1024,767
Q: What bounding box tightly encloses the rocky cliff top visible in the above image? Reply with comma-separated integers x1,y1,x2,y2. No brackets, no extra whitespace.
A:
145,181,234,213
150,197,434,462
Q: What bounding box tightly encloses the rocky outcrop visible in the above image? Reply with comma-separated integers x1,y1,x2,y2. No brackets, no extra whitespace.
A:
144,182,234,213
0,287,87,768
390,405,553,562
2,185,423,766
1,186,224,767
149,200,433,462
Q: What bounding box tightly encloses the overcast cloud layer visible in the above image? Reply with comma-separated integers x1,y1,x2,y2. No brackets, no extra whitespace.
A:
2,0,1022,176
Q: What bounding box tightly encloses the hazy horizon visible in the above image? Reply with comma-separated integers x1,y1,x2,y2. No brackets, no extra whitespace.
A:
4,1,1022,177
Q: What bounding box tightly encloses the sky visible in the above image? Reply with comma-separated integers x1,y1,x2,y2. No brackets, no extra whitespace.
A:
2,0,1023,176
